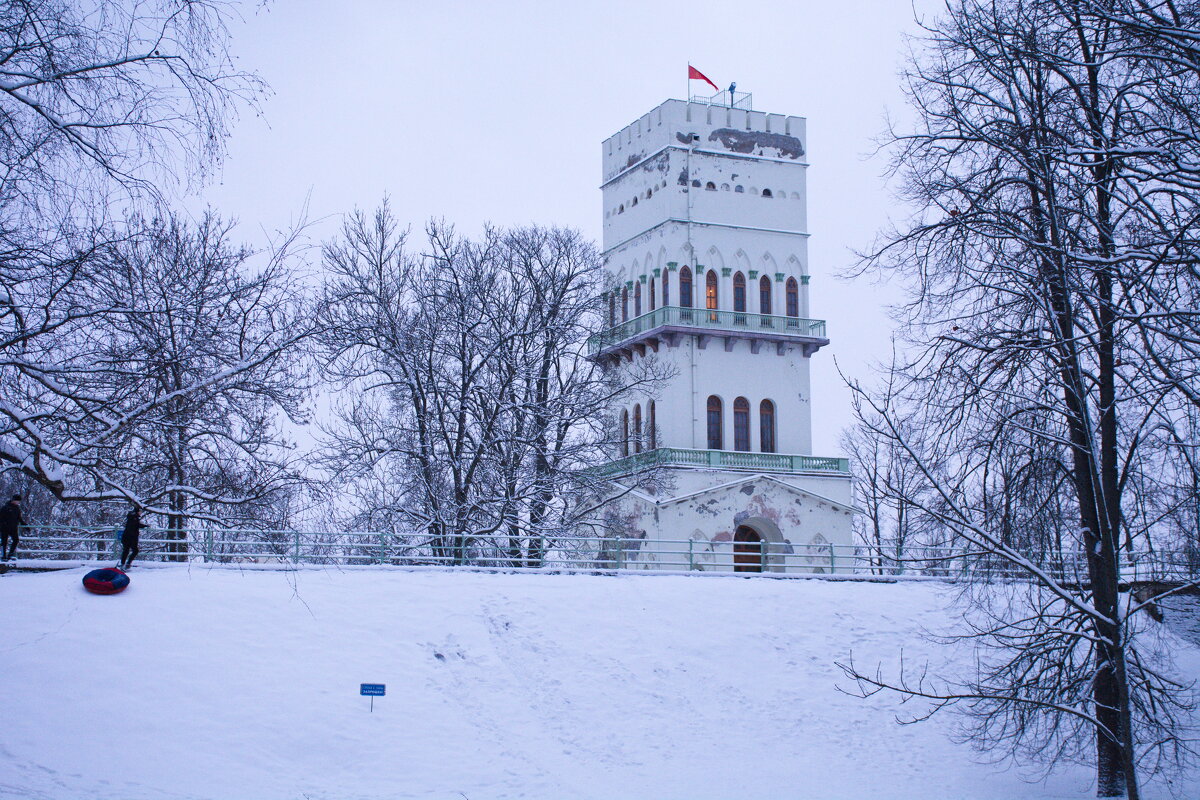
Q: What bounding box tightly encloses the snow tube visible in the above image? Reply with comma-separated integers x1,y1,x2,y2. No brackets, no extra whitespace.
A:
83,567,129,595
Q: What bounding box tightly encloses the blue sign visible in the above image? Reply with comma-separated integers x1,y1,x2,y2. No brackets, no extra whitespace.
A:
360,683,386,696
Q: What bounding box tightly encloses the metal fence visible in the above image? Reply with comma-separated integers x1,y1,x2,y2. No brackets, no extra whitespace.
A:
10,525,1200,584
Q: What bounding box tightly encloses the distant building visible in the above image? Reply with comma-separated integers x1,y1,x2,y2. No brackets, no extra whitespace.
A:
592,94,855,572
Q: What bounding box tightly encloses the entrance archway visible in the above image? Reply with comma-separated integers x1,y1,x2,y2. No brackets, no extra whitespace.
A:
734,525,764,572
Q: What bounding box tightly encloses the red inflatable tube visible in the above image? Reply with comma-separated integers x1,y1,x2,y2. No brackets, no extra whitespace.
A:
83,567,130,595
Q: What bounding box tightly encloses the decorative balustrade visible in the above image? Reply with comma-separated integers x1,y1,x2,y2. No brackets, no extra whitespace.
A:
588,306,827,355
595,447,850,476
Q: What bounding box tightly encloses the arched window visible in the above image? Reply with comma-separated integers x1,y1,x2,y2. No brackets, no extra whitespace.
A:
705,181,716,191
733,271,746,313
648,401,656,449
786,277,799,317
734,397,751,452
662,270,670,307
679,266,693,308
633,404,642,454
608,293,616,326
649,277,656,311
706,396,723,450
691,179,701,188
705,270,718,311
621,410,629,458
760,400,776,453
734,185,744,193
621,287,629,322
634,281,642,317
762,188,773,198
759,275,772,315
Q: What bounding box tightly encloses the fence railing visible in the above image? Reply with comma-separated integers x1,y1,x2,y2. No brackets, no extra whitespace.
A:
9,525,1199,584
588,306,827,355
596,447,850,477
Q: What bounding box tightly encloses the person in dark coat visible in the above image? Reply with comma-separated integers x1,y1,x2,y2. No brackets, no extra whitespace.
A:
0,494,22,561
119,506,147,569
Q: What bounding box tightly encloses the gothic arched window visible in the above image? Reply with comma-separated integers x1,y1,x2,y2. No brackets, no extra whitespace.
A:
608,293,616,326
705,270,718,311
760,399,776,453
786,277,799,318
662,270,670,307
621,409,629,457
759,275,772,315
633,404,642,454
649,277,656,311
734,397,751,452
705,181,716,191
621,287,629,322
706,395,723,450
679,266,693,308
634,281,642,317
762,188,773,198
733,271,746,313
648,401,656,450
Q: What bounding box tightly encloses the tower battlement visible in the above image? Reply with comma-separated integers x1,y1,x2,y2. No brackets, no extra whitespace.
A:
602,99,807,184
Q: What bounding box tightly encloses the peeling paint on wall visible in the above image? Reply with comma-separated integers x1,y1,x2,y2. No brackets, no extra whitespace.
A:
708,128,805,159
677,168,689,186
625,152,645,170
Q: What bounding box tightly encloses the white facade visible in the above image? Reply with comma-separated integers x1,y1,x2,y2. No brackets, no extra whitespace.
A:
594,98,855,572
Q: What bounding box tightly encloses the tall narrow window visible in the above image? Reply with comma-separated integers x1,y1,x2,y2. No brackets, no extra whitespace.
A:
621,410,629,457
734,397,751,452
733,271,746,313
622,287,629,322
648,401,656,449
649,277,656,311
760,399,776,453
706,395,723,450
662,270,670,307
608,293,616,326
634,282,642,317
633,404,642,454
786,277,799,318
706,270,718,310
759,275,772,315
679,266,693,308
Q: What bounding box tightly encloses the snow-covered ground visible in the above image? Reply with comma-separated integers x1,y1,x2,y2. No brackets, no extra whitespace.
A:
1,566,1196,800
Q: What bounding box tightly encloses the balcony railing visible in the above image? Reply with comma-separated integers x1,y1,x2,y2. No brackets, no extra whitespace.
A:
588,306,827,355
596,447,850,477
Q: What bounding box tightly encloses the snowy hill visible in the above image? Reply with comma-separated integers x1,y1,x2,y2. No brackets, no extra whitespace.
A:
1,567,1196,800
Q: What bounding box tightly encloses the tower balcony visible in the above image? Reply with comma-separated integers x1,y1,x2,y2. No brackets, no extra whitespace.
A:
588,306,829,361
596,447,850,478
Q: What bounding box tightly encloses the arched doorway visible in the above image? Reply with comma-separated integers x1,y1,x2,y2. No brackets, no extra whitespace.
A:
734,525,764,572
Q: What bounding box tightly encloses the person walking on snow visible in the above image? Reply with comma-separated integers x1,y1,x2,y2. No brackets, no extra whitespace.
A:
119,506,147,570
0,494,23,561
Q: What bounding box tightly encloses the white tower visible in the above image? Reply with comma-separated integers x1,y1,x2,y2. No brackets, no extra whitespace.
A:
594,94,855,572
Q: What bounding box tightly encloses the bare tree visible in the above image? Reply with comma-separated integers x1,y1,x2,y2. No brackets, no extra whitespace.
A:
841,1,1200,796
316,202,660,565
0,1,265,501
93,210,312,550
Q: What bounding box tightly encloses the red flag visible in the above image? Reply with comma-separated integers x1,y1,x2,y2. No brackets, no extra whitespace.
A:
688,65,719,92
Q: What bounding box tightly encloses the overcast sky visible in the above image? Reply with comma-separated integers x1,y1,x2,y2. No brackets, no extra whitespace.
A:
199,0,941,456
